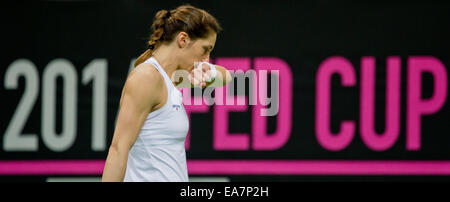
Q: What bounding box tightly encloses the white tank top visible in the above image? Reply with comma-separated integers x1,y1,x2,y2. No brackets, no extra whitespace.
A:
124,57,190,182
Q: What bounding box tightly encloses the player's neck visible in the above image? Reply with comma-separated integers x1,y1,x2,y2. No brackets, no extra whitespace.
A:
152,45,179,82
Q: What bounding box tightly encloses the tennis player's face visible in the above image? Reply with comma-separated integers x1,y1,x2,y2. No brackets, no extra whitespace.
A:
182,32,217,71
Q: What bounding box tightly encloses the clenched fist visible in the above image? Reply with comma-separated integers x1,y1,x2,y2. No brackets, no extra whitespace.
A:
188,62,217,87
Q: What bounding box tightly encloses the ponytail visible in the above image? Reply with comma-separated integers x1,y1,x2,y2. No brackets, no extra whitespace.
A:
134,49,154,67
134,9,171,67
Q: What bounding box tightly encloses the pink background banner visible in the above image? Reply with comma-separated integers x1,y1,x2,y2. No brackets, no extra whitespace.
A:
1,160,450,175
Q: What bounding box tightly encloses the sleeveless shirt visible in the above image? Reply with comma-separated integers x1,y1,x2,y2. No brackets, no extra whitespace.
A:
124,57,190,182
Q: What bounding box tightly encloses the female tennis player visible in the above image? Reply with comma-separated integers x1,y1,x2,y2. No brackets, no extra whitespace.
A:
102,4,231,182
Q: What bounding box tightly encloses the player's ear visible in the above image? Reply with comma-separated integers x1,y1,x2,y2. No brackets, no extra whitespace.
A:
177,32,191,48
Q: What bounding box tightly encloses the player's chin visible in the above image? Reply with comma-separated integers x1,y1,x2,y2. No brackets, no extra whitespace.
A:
180,64,194,72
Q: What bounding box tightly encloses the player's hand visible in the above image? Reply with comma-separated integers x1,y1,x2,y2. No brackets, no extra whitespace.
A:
188,62,213,87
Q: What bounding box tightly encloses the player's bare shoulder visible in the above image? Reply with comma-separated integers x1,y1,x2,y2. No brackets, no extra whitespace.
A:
121,62,165,111
133,62,164,83
127,62,164,90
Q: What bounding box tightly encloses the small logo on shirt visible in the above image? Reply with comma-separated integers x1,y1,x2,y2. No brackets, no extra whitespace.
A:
171,88,183,111
172,104,181,111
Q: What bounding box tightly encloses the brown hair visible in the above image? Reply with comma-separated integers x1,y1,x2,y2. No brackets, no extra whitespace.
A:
134,4,222,67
